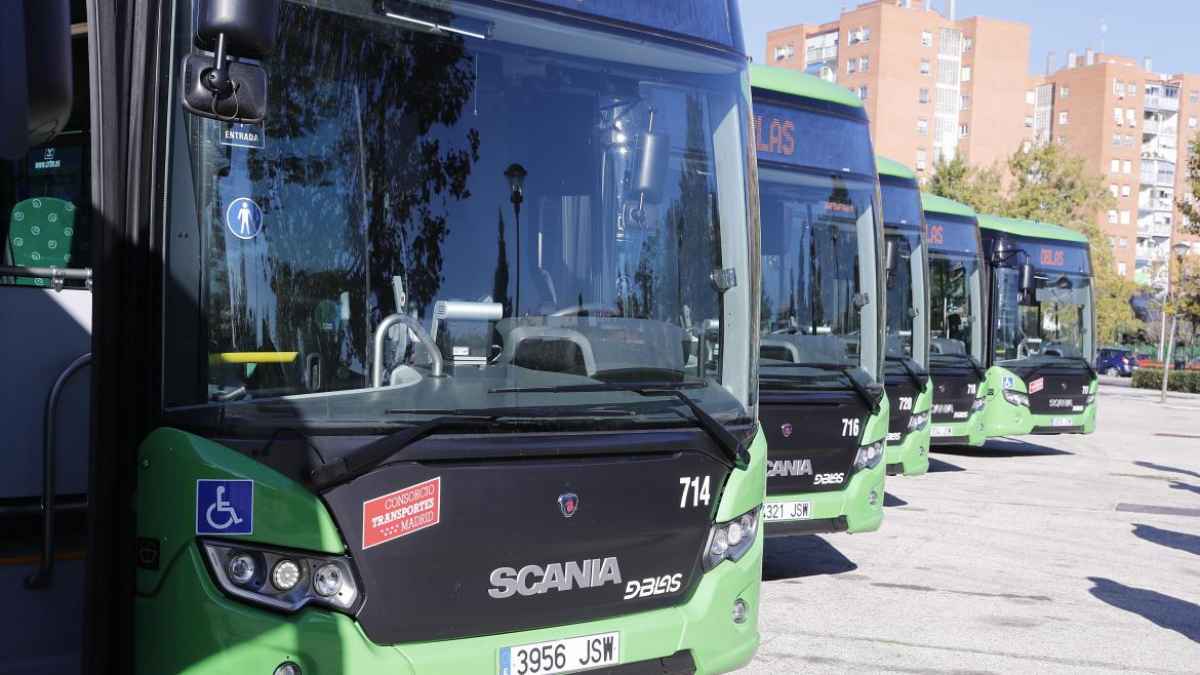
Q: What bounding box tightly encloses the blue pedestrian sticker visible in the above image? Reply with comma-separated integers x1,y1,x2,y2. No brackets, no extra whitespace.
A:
225,197,264,240
196,479,254,535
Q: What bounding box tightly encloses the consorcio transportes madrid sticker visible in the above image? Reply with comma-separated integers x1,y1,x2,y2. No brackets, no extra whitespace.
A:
361,476,442,549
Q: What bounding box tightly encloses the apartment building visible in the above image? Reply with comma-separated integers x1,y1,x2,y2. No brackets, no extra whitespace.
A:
1034,52,1200,286
764,0,1031,177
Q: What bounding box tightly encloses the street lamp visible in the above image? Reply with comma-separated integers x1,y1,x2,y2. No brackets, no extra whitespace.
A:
1160,241,1192,402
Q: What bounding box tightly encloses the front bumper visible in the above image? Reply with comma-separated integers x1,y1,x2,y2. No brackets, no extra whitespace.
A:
764,461,885,536
884,421,930,477
1029,400,1097,435
135,530,763,675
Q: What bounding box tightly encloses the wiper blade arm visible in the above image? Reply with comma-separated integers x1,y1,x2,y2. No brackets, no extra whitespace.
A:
885,355,929,389
757,363,882,414
491,381,750,470
309,414,498,490
932,352,986,379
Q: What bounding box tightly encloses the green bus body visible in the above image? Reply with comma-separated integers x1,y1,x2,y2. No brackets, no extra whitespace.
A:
752,66,889,536
977,215,1098,438
877,156,932,476
921,193,988,446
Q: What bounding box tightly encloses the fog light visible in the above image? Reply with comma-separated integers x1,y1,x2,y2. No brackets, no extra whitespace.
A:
731,598,748,624
227,553,257,586
313,563,344,597
272,560,302,591
274,662,301,675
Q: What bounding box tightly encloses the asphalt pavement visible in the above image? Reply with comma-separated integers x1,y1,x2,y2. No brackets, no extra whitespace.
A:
744,384,1200,674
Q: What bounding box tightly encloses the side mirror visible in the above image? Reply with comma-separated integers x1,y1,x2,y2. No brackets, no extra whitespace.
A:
1019,262,1034,293
181,0,281,123
0,1,73,160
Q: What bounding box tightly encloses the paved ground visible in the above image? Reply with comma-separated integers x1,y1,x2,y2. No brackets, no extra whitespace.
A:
745,384,1200,674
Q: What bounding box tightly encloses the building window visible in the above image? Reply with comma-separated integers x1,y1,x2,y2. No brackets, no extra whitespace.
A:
920,58,931,75
1111,159,1120,173
1123,160,1132,174
1120,210,1131,225
1120,238,1128,247
961,94,971,110
1126,109,1136,126
959,124,969,137
847,59,857,74
1026,90,1036,105
1114,79,1124,97
1114,108,1123,126
916,149,928,172
921,30,932,47
919,88,930,104
1107,210,1118,224
1024,116,1034,128
1122,185,1131,197
1023,140,1032,152
857,85,869,101
773,44,796,62
1118,262,1127,276
917,118,929,135
1059,111,1069,125
1190,117,1198,129
964,37,974,51
848,26,871,44
860,56,870,72
1112,133,1121,147
1060,86,1070,98
1110,184,1120,198
1191,90,1200,104
961,66,972,82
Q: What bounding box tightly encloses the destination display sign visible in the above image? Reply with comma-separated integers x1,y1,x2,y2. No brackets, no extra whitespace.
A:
753,103,874,175
925,214,979,255
1031,242,1090,273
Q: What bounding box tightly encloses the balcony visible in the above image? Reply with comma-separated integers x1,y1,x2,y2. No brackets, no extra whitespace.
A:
1143,119,1160,135
1145,95,1180,112
1137,198,1175,214
1140,158,1177,187
1136,220,1173,238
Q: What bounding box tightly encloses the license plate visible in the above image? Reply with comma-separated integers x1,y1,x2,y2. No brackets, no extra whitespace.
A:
763,500,812,522
931,425,954,437
1052,417,1074,427
500,632,619,675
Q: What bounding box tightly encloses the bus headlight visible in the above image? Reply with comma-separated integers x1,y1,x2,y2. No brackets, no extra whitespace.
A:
907,412,929,431
1002,390,1029,407
201,540,361,614
853,441,885,471
703,506,760,570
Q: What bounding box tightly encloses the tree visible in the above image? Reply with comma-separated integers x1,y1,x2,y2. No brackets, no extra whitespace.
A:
1178,131,1200,236
929,142,1142,344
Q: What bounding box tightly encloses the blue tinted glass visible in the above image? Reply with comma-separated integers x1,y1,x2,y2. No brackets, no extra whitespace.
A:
925,213,979,255
753,103,874,176
529,0,733,47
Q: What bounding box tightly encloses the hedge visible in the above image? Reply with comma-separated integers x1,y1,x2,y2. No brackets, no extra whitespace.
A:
1131,369,1200,394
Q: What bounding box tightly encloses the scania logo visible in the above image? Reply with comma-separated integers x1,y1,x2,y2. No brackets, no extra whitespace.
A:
780,423,794,438
558,493,579,518
937,383,946,393
767,458,813,477
488,557,622,598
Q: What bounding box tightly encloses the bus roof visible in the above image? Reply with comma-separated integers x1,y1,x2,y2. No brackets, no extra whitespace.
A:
876,156,916,180
921,192,977,219
750,65,863,110
977,214,1090,245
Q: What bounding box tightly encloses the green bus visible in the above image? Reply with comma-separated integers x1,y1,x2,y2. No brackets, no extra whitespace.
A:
2,2,767,673
922,193,988,447
877,157,932,476
978,215,1098,436
751,66,889,536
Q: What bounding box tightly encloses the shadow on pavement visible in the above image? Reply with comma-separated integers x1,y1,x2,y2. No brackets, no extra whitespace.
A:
1135,461,1200,480
763,535,857,581
1132,524,1200,557
883,492,908,507
926,457,966,473
1170,481,1200,497
1087,577,1200,643
936,438,1072,457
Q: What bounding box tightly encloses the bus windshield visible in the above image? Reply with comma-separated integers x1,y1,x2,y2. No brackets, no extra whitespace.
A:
991,240,1094,364
881,176,928,369
926,212,984,366
161,0,756,429
758,165,881,386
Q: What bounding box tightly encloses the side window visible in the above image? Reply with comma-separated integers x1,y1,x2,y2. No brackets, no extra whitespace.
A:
0,15,91,289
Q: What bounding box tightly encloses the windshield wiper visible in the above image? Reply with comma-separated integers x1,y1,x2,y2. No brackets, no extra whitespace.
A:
308,405,638,490
489,381,751,470
931,352,986,380
758,363,882,415
1022,355,1096,381
885,355,930,389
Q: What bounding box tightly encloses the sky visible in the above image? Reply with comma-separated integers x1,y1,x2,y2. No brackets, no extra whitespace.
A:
739,0,1199,76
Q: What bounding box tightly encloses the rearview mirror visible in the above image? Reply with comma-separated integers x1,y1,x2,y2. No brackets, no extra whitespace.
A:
1019,263,1037,306
628,110,669,209
181,0,281,123
0,1,73,160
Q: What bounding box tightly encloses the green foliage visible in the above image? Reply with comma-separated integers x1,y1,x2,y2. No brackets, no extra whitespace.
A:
1131,368,1200,394
929,143,1141,344
1178,131,1200,236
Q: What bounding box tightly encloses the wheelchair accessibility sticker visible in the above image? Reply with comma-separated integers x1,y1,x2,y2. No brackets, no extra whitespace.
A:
196,479,254,535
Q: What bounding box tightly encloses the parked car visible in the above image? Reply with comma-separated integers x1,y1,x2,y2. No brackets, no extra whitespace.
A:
1096,347,1137,377
1134,353,1157,368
